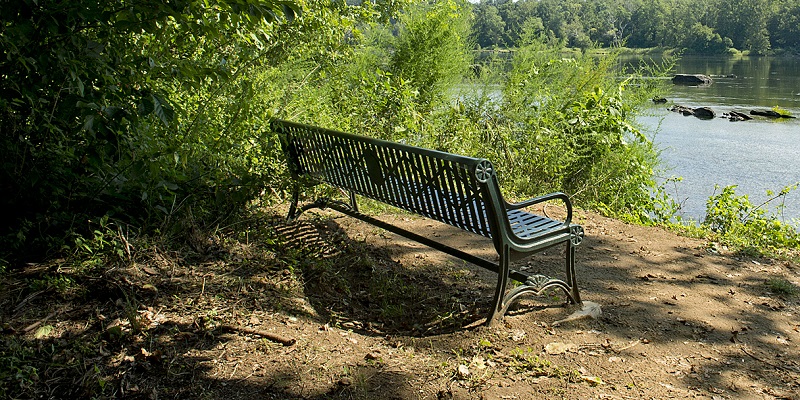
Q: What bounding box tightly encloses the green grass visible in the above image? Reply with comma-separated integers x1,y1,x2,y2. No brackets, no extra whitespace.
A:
766,278,798,296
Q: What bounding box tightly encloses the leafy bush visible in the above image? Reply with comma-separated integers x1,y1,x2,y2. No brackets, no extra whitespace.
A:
304,0,473,140
427,35,670,220
682,23,732,54
703,184,800,255
0,0,310,264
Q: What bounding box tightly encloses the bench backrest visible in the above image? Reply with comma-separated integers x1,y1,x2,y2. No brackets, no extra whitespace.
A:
273,120,501,239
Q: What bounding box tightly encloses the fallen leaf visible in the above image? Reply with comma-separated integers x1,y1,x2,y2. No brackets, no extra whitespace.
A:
581,375,604,386
545,342,576,355
471,355,487,370
510,330,526,342
141,284,157,293
141,266,159,275
34,325,54,339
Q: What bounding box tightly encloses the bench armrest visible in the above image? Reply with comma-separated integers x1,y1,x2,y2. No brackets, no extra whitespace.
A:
504,192,573,225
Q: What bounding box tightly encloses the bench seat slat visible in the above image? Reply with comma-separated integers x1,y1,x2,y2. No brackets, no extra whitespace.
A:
507,210,564,239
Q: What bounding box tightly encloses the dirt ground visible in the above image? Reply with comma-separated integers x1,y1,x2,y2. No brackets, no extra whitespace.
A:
2,206,799,399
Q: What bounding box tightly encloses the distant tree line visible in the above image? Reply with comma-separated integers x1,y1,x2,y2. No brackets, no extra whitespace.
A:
471,0,800,54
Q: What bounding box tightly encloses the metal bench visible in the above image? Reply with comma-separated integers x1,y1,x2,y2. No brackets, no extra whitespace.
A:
272,119,585,326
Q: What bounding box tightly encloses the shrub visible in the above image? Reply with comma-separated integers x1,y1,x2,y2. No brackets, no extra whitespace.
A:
703,184,800,255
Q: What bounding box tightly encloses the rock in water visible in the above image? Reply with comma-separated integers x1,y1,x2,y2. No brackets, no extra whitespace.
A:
693,107,716,120
751,109,797,118
672,74,713,85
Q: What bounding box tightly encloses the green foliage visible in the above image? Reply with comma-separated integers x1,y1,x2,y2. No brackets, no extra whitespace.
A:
771,105,793,117
29,274,77,296
473,4,507,48
274,0,473,142
768,0,800,50
0,337,40,398
0,0,309,264
436,36,671,220
68,215,130,273
5,0,793,266
509,348,554,375
391,1,473,113
703,184,800,255
469,0,800,54
648,177,686,224
682,23,732,54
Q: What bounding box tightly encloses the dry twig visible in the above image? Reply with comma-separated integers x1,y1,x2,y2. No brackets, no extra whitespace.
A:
217,324,296,346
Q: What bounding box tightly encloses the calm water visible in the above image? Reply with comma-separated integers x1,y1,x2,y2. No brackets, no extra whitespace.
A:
635,55,800,225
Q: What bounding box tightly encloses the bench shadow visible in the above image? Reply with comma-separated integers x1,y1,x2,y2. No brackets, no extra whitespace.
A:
272,211,578,337
272,213,493,336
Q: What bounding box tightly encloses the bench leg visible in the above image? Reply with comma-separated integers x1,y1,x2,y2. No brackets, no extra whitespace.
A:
487,241,582,326
485,245,510,326
286,190,300,222
566,241,581,305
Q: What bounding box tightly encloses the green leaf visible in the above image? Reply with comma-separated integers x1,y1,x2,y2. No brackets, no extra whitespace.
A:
138,95,154,116
83,114,96,132
34,325,54,339
151,94,174,126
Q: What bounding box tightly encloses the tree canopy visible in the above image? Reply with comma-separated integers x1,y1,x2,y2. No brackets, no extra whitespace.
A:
470,0,800,54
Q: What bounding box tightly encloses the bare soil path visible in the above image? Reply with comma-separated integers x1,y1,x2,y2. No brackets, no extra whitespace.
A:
1,208,798,399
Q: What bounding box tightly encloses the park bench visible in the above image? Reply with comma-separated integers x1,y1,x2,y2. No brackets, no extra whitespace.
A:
272,119,585,326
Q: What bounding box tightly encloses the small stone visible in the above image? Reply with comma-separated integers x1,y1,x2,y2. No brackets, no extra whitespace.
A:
457,364,470,379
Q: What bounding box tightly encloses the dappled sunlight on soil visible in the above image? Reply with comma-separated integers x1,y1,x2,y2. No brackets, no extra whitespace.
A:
1,208,798,399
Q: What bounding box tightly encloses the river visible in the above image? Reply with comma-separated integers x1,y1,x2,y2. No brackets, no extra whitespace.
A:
634,55,800,225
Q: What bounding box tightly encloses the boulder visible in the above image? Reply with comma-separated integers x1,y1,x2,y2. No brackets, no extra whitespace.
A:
751,109,797,119
693,107,716,120
722,111,752,121
672,74,713,85
668,105,717,120
668,105,695,116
